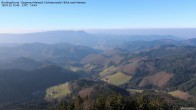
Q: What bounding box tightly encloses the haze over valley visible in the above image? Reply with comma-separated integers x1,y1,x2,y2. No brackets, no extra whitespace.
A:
0,29,196,109
1,0,196,109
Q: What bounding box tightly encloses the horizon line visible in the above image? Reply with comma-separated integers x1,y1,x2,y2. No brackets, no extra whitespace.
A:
1,28,196,34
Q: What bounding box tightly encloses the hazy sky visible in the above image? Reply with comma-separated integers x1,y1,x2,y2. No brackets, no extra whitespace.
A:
0,0,196,33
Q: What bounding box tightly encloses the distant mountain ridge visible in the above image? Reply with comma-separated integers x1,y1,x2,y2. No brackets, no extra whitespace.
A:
120,38,196,52
0,30,93,44
0,42,100,70
0,30,183,49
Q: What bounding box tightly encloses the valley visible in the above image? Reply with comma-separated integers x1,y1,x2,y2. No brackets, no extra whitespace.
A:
0,31,196,109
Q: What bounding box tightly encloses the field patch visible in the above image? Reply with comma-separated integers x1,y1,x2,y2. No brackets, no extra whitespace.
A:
45,82,71,101
128,89,143,95
103,72,132,86
169,90,191,100
99,66,117,76
64,66,84,72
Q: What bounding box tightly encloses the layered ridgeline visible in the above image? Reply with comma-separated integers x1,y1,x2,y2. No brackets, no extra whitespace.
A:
97,45,196,101
0,30,182,49
0,43,99,104
0,35,196,109
0,42,100,69
119,38,196,52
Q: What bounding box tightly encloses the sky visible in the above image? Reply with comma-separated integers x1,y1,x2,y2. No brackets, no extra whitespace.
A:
0,0,196,33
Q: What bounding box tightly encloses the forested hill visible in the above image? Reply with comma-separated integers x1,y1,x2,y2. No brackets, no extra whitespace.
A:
0,65,85,104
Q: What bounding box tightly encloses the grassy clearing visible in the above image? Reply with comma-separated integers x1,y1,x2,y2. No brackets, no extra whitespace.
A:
103,72,132,86
45,82,70,101
128,89,143,94
99,66,116,76
169,90,191,100
127,89,143,93
64,66,84,72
